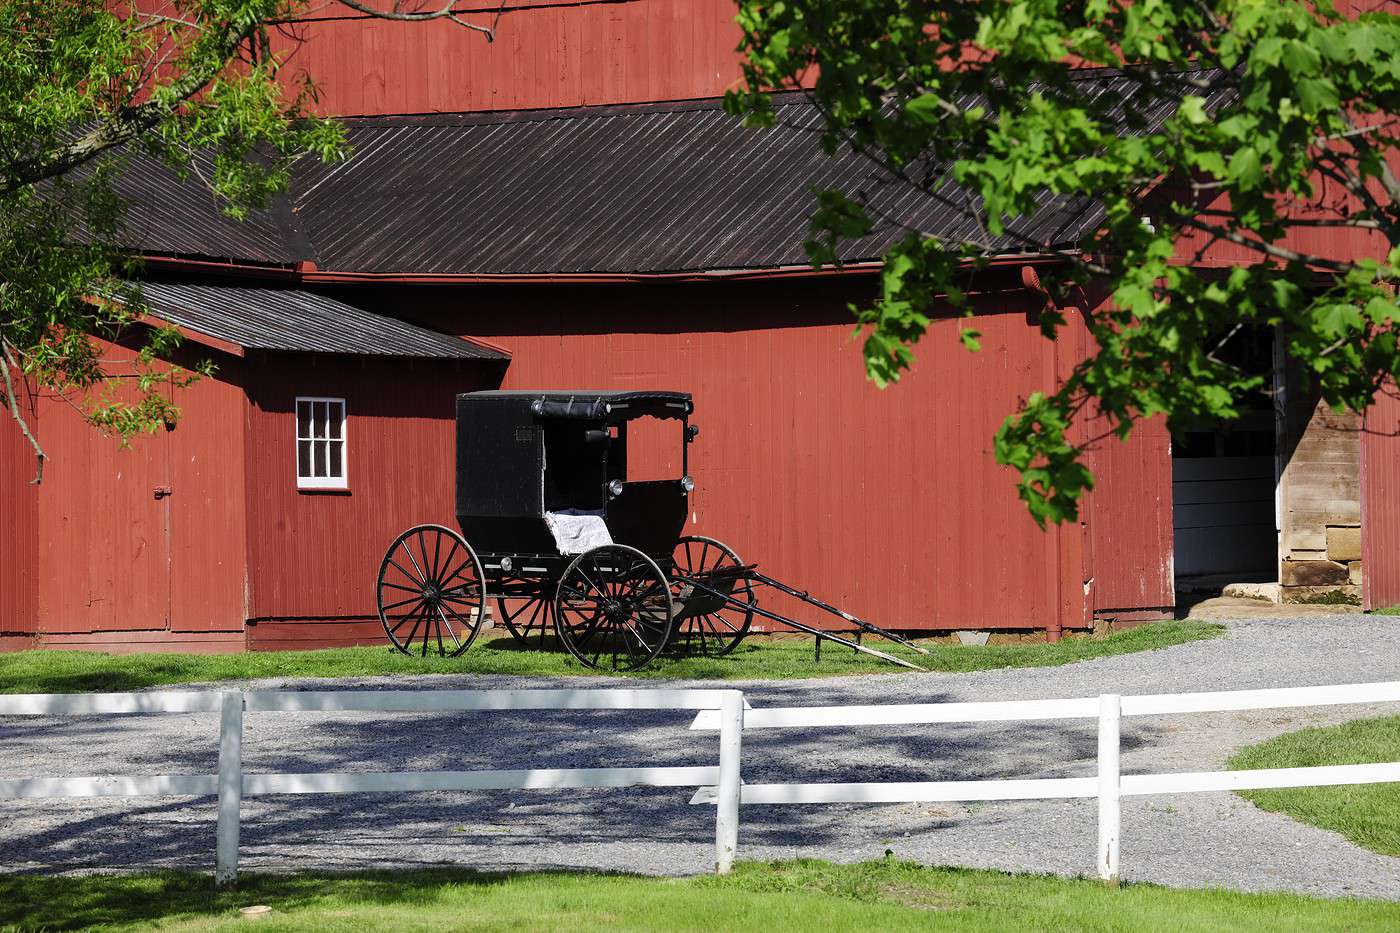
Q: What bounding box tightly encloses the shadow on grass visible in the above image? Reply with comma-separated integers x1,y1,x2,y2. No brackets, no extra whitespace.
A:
0,622,1224,695
0,867,590,931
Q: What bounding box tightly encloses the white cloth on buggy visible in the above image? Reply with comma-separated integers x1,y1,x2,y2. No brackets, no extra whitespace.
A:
544,509,613,555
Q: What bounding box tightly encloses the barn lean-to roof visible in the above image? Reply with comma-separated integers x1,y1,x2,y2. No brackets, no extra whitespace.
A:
113,69,1229,278
102,281,510,360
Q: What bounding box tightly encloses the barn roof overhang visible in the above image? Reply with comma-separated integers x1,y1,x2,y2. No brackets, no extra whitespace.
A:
94,281,510,361
109,68,1224,282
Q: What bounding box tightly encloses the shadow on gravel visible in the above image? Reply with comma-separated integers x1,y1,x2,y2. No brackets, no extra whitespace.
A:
0,680,1166,873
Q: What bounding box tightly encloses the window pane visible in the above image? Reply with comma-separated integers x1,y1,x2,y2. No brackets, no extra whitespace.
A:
328,439,343,478
297,401,312,439
328,403,343,440
298,440,312,477
314,402,329,440
314,439,326,477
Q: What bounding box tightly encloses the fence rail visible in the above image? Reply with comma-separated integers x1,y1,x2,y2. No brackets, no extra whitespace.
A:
688,679,1400,882
3,680,1398,885
0,687,745,886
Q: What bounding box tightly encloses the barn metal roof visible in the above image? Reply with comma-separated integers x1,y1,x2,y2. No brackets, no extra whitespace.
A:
113,69,1227,276
119,281,509,359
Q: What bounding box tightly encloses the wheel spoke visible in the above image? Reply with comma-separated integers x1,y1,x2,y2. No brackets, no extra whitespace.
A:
574,565,607,602
401,541,429,583
437,604,462,651
400,601,428,648
385,558,424,587
538,600,553,648
381,594,424,613
388,599,427,634
439,553,481,584
440,588,482,607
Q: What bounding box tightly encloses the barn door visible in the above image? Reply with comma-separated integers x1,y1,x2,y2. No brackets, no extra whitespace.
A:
36,367,172,635
165,370,247,632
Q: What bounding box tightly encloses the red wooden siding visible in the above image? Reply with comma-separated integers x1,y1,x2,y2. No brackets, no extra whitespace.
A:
271,0,744,117
338,276,1121,633
36,355,171,634
1362,385,1400,610
167,360,249,632
1078,292,1175,614
32,342,248,636
1085,413,1175,612
241,355,499,647
0,368,38,640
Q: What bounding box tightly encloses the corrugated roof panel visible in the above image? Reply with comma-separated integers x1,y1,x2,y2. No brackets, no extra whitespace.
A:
116,281,508,360
110,69,1228,276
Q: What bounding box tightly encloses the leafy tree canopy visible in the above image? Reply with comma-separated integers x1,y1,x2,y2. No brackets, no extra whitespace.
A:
0,0,492,482
729,0,1400,525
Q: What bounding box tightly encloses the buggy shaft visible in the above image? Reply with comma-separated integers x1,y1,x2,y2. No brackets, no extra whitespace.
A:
743,571,931,655
675,574,927,672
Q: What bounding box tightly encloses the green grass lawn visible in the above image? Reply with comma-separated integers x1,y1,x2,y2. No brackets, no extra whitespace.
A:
1228,714,1400,857
0,622,1221,693
1,859,1395,932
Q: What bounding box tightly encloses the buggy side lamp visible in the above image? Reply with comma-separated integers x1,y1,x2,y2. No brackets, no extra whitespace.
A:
680,476,695,493
608,479,624,497
686,424,700,442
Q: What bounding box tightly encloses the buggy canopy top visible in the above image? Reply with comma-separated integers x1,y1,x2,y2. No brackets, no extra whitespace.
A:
464,390,692,424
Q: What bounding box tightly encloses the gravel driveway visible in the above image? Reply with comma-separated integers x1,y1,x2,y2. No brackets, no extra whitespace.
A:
2,614,1399,900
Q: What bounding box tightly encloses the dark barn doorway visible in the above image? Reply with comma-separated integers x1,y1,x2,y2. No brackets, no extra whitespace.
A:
1171,326,1279,585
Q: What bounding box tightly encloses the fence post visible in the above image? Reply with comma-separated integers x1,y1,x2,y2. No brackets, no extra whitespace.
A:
715,690,744,874
215,691,244,887
1097,692,1121,885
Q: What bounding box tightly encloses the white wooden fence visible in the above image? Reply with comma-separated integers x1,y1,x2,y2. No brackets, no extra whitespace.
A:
689,680,1400,882
3,681,1399,886
0,688,745,885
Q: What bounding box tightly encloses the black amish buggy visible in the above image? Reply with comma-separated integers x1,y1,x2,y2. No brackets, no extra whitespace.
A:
375,390,926,671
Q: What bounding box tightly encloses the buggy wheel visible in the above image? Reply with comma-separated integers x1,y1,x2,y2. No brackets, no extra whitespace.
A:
554,544,673,671
376,524,486,658
671,536,755,656
495,591,557,649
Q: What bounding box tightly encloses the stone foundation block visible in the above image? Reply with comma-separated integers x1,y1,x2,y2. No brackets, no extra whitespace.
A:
1326,525,1362,563
1349,560,1364,585
1281,560,1350,586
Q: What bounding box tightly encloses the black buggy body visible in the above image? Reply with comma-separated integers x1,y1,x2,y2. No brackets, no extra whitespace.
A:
455,390,694,565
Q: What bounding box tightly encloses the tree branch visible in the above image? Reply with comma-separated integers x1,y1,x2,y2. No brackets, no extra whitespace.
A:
1,19,261,197
0,341,45,485
333,0,505,39
1177,214,1353,271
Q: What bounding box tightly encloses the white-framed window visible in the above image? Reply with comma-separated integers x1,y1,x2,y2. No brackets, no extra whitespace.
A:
296,397,348,490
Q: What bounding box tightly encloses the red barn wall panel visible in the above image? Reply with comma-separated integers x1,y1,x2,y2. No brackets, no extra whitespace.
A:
34,346,171,634
1085,413,1175,612
337,277,1108,632
270,0,745,117
242,355,500,644
0,369,39,639
1362,385,1400,610
167,359,249,632
29,342,249,637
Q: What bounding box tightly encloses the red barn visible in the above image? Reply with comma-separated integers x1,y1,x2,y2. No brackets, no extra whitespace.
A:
3,0,1398,652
